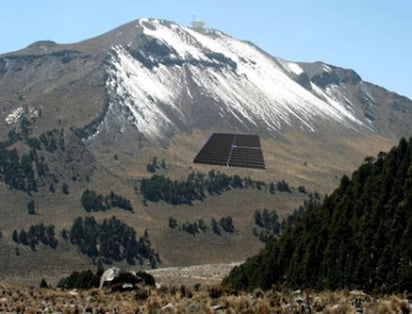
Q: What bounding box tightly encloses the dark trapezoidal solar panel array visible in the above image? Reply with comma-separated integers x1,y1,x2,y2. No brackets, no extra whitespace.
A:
193,133,265,169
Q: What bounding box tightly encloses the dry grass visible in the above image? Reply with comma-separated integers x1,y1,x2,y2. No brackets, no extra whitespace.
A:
0,281,410,314
0,119,394,287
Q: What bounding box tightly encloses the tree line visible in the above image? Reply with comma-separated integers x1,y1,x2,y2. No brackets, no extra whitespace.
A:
140,169,298,205
12,223,58,250
168,216,235,235
81,189,133,212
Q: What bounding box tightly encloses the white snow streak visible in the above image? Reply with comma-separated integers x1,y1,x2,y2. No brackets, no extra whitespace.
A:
323,64,332,73
107,46,185,139
140,19,207,60
280,61,304,75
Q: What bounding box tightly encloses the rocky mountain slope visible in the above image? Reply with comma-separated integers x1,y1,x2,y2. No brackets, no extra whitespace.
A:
0,18,411,284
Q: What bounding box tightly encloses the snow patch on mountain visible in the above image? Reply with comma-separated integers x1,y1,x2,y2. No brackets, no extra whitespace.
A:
140,19,207,60
323,64,332,73
106,18,365,140
106,45,186,139
279,60,304,76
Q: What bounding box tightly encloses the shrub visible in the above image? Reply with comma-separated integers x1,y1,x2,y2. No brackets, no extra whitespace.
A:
136,271,156,286
39,278,50,288
57,270,99,290
208,285,224,299
168,217,178,229
62,183,69,195
135,288,150,300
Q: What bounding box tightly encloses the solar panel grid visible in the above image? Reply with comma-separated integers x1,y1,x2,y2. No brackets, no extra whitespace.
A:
193,133,265,170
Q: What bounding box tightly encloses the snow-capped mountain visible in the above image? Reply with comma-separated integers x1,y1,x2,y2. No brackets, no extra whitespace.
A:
101,18,411,141
1,18,411,144
106,19,363,140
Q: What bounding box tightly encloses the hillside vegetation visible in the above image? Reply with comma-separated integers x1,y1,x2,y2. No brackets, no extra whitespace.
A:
224,138,412,293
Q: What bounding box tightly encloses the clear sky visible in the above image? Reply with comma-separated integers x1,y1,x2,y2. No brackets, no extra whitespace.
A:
1,0,411,99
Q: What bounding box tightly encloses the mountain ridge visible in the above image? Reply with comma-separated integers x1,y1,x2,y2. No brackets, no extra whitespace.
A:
2,18,411,143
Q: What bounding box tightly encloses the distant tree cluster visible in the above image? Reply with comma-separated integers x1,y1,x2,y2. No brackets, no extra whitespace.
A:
218,216,235,233
253,209,281,242
141,173,205,205
81,189,133,212
276,180,291,193
38,129,65,152
0,146,39,193
181,221,203,235
68,216,159,266
140,170,291,205
169,217,208,235
224,138,412,294
169,216,234,236
26,129,65,153
0,126,65,194
12,223,58,250
57,269,100,290
268,180,294,194
298,185,307,194
146,156,166,173
254,209,280,231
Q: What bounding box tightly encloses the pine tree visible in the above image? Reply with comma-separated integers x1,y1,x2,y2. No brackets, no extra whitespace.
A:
168,217,178,229
12,230,19,243
62,183,69,195
27,200,36,215
254,210,263,227
211,218,221,235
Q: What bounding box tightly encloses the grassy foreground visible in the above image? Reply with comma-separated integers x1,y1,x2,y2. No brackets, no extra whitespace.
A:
0,281,410,313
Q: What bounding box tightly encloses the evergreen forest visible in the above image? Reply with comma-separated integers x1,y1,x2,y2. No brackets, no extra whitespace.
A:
223,138,412,293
